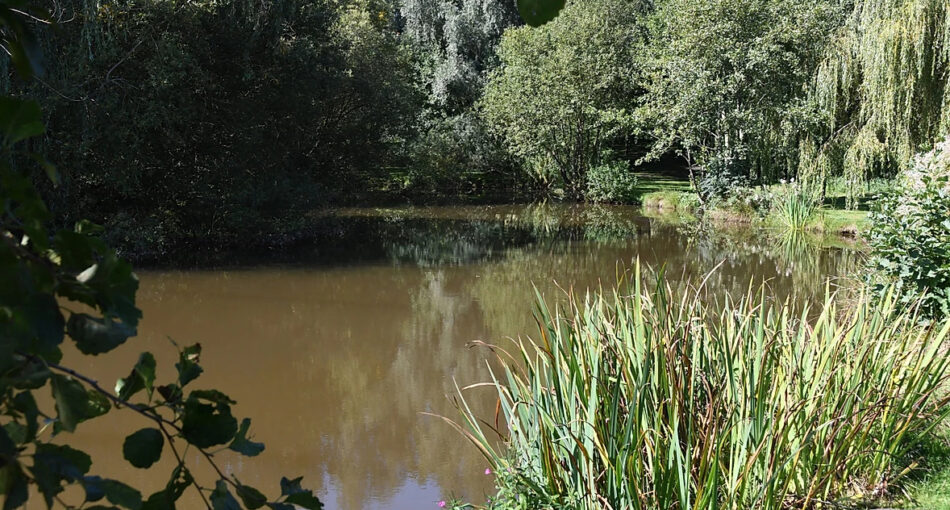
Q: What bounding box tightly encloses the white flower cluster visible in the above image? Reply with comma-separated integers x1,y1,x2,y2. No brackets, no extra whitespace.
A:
904,139,950,192
894,139,950,219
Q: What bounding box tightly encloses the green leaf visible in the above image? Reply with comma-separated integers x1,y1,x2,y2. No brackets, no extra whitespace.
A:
516,0,565,26
2,422,25,447
210,480,241,510
165,465,192,502
176,343,203,386
284,491,323,509
141,491,174,510
50,374,107,432
67,313,136,355
116,352,157,402
156,384,182,403
31,443,92,506
50,374,85,431
229,418,265,457
9,391,39,443
0,462,28,510
83,475,107,502
122,428,164,469
0,427,16,458
102,479,143,510
279,478,322,510
181,395,238,448
279,476,304,496
235,482,267,509
9,359,50,390
0,98,44,146
15,293,65,358
83,253,141,328
83,478,139,509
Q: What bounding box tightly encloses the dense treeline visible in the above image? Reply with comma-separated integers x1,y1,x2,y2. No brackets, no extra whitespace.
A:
12,0,419,259
6,0,949,259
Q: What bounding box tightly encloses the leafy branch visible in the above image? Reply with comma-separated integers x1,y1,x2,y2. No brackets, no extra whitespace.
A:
0,6,324,508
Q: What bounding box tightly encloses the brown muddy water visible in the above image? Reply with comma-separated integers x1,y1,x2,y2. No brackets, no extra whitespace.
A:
61,204,864,510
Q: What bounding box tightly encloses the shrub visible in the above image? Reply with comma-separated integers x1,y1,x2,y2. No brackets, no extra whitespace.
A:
697,150,751,203
452,265,950,509
869,140,950,319
585,158,638,204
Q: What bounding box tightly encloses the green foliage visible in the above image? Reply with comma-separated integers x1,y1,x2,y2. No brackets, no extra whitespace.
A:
453,265,950,509
772,180,818,230
480,0,644,198
869,140,950,319
515,0,565,27
122,428,164,469
400,0,518,113
401,113,518,196
15,0,419,261
583,157,638,204
398,0,521,196
0,25,323,508
640,0,845,196
806,0,950,198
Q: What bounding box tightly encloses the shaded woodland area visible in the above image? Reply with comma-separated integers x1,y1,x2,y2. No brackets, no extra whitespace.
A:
3,0,945,262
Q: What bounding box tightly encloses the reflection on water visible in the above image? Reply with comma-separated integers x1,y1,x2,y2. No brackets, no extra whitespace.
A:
63,204,863,510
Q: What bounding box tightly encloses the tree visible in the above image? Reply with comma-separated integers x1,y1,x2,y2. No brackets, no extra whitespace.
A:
8,0,421,261
395,0,521,195
480,0,645,199
803,0,950,207
639,0,844,201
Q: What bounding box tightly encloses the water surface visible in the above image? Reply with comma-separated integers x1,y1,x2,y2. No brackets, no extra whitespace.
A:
64,204,863,509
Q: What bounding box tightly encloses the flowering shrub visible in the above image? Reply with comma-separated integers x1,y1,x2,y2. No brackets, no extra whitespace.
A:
869,139,950,318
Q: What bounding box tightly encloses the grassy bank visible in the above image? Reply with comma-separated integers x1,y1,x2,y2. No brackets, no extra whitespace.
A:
907,427,950,509
452,265,950,509
637,174,871,237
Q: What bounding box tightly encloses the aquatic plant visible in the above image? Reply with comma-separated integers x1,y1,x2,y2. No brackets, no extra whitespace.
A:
774,181,818,231
450,264,950,509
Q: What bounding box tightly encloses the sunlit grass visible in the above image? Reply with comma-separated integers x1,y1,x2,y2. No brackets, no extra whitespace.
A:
450,264,950,509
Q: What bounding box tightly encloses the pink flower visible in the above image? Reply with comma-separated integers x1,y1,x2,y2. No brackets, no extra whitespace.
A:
438,501,446,508
484,468,492,475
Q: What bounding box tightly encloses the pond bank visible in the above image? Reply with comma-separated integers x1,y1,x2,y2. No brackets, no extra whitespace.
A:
642,189,871,237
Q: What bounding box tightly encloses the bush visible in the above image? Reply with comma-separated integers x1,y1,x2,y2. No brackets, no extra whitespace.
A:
697,149,751,203
585,158,638,203
403,113,518,195
453,265,950,509
869,140,950,319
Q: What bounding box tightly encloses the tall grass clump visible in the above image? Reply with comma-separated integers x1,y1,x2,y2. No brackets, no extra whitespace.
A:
452,265,950,509
774,182,817,231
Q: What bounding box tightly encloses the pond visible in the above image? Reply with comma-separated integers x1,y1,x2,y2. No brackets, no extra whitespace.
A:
63,204,864,510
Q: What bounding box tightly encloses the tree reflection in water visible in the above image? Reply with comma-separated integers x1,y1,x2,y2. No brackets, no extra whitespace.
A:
61,204,862,510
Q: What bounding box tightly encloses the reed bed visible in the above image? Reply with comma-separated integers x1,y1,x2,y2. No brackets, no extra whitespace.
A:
452,265,950,509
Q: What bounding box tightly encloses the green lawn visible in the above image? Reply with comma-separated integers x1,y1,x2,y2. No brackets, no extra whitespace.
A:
634,172,693,194
905,427,950,509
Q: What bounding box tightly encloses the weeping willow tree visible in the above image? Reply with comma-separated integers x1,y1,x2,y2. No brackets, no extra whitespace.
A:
802,0,950,206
